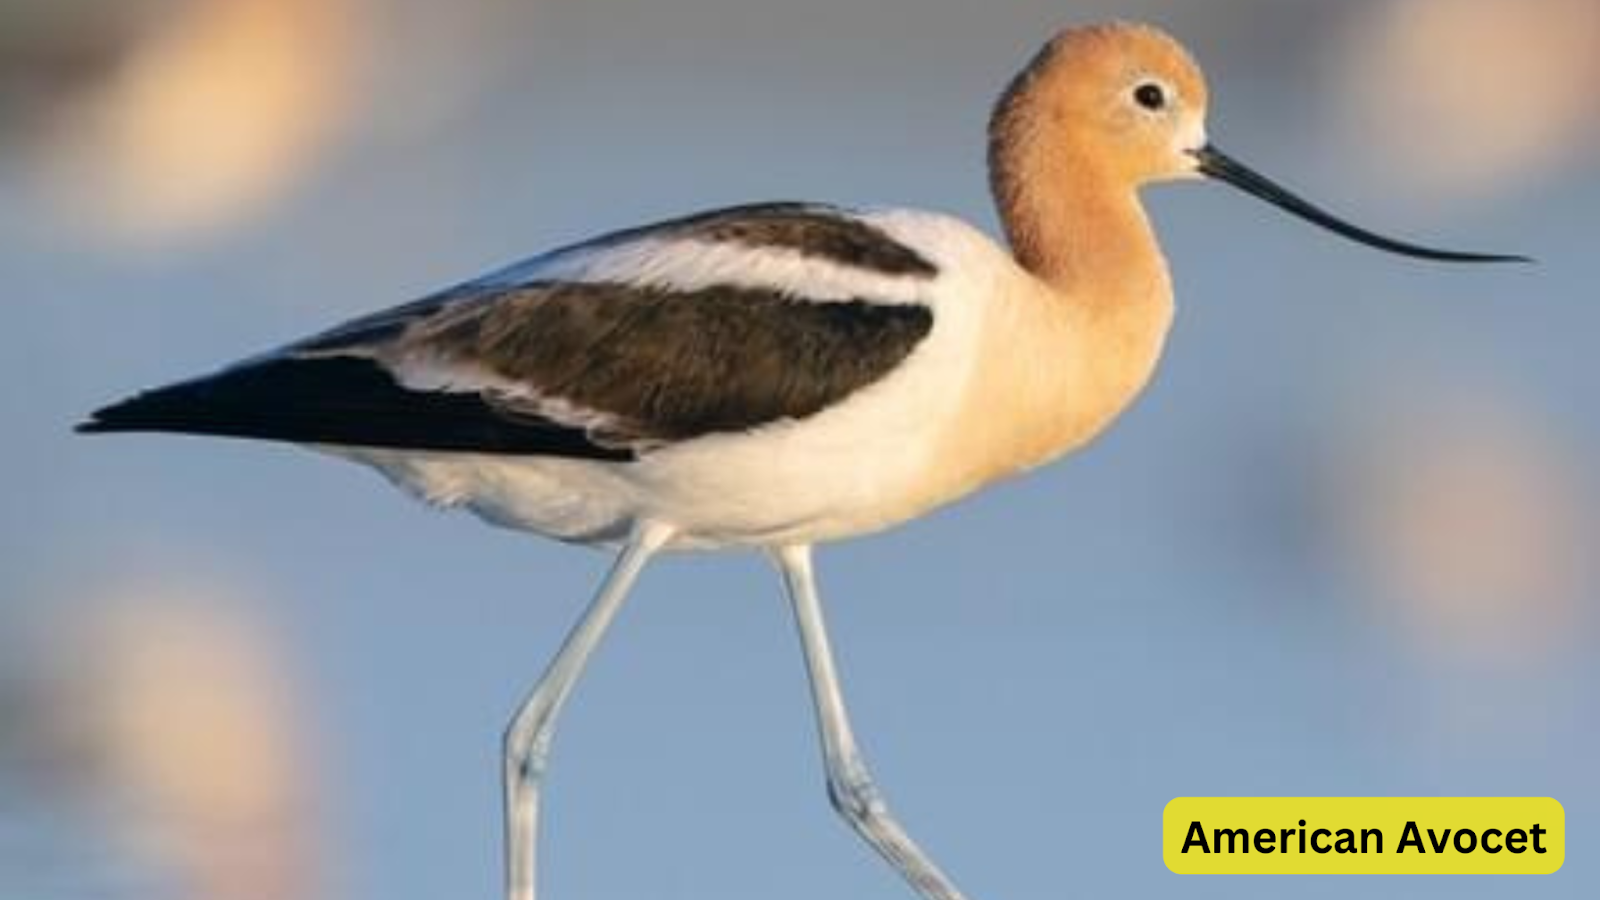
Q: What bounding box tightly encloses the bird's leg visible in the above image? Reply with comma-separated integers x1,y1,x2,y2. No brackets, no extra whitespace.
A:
503,521,674,900
772,545,972,900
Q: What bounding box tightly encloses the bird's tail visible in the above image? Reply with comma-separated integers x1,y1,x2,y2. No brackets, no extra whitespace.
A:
77,356,630,459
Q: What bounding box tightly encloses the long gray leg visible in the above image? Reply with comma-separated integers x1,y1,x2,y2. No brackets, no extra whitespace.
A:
772,544,971,900
504,521,674,900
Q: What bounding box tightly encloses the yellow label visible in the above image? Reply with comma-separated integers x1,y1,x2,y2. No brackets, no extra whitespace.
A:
1163,797,1563,874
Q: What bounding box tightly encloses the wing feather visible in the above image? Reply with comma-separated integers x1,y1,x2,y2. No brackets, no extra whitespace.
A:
82,203,941,458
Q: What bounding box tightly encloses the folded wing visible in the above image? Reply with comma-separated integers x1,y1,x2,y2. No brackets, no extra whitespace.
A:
80,203,940,460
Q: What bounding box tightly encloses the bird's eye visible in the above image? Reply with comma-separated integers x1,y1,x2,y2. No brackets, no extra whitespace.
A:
1134,82,1166,111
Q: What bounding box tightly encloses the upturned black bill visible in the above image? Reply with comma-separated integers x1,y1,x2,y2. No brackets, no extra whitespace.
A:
1192,145,1529,264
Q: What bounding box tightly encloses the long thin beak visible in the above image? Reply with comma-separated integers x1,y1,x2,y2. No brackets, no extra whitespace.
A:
1191,145,1530,264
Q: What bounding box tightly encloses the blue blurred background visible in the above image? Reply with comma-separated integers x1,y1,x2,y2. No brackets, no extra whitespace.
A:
2,1,1596,898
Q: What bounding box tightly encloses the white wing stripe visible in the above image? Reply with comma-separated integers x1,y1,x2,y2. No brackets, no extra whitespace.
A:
476,237,933,305
385,351,634,442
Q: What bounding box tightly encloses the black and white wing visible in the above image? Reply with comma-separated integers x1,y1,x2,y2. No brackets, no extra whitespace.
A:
80,203,941,461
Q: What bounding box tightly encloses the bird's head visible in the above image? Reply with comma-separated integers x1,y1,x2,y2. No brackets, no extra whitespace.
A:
991,21,1527,263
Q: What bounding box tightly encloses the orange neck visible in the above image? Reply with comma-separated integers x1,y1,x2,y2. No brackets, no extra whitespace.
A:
991,137,1170,308
986,120,1177,462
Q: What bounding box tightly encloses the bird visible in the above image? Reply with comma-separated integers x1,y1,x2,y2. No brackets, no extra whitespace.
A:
79,21,1525,900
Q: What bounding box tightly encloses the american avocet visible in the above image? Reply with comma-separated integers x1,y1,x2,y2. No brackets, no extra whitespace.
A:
80,21,1523,900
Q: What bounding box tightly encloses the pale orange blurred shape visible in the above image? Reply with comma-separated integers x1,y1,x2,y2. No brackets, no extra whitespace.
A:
38,0,364,246
75,581,319,900
1333,0,1600,198
1327,390,1592,665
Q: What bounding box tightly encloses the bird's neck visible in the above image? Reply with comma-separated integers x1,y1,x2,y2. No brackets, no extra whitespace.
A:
977,141,1176,470
992,143,1172,311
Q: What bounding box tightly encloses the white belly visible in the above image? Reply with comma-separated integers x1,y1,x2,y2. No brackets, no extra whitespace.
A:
331,407,954,550
328,305,983,548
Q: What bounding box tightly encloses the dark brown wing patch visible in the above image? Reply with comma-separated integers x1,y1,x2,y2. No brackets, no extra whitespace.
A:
403,281,933,446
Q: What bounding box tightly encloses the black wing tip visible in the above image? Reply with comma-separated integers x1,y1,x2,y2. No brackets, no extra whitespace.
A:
74,389,203,436
77,396,139,433
72,358,638,460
